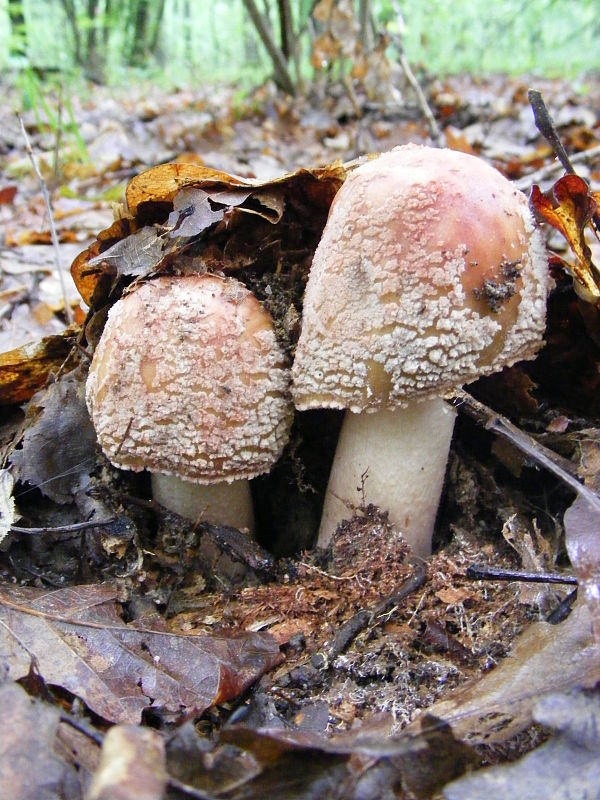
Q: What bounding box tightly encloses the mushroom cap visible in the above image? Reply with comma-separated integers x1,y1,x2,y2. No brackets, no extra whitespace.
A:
86,274,292,483
292,144,548,412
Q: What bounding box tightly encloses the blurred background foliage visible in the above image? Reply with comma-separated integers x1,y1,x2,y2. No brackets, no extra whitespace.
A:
1,0,599,92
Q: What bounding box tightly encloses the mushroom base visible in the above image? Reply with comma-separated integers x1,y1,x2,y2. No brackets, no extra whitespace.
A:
317,398,456,557
151,473,255,535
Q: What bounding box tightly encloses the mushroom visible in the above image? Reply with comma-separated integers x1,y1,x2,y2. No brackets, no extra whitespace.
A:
86,273,293,534
292,144,548,557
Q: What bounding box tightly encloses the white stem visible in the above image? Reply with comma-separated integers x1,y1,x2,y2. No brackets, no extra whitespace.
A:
318,397,456,557
151,473,255,535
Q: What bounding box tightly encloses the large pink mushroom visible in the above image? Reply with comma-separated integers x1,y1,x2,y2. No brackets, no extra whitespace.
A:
292,144,548,557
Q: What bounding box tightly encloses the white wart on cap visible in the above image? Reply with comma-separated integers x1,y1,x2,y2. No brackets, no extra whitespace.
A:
292,144,548,555
87,274,292,532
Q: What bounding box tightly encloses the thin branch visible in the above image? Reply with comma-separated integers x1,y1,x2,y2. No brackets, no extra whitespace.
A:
466,564,578,585
454,390,600,514
514,144,600,192
10,519,116,535
389,1,442,144
528,89,575,175
17,114,74,324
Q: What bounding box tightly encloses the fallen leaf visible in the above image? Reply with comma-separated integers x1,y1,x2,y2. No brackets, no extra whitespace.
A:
88,725,167,800
412,603,600,746
10,369,97,504
0,325,80,406
0,682,78,800
443,690,600,799
530,174,600,303
0,583,282,724
563,496,600,639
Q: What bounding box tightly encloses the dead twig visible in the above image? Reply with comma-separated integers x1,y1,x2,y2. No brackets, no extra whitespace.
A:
466,564,578,585
528,89,575,175
453,390,600,515
514,144,600,192
390,1,442,144
10,519,117,535
17,114,74,325
312,564,427,667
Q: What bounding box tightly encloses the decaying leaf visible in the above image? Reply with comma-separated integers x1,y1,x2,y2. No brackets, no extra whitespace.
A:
0,468,19,543
0,325,80,406
87,224,169,280
530,174,600,303
0,682,78,800
0,583,282,724
443,690,600,799
411,603,600,746
88,725,167,800
71,161,347,309
206,712,475,800
10,369,97,504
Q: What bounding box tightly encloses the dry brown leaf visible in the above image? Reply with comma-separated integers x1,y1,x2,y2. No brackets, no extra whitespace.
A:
70,162,346,309
0,583,282,724
88,725,167,800
411,604,600,746
0,682,78,800
443,690,600,799
10,369,97,504
0,325,80,406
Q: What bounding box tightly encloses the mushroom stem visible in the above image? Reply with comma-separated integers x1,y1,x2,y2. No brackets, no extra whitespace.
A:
151,473,255,534
317,397,456,557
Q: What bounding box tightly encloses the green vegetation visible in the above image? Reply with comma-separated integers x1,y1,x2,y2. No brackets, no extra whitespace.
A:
1,0,598,88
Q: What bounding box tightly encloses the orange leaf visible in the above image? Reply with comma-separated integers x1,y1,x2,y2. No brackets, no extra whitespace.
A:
530,175,600,303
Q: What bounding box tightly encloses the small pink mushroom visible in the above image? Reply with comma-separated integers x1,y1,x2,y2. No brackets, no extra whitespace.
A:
292,144,548,557
86,274,292,533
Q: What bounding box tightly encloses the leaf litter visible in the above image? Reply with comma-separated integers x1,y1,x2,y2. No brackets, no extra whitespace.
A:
2,71,600,798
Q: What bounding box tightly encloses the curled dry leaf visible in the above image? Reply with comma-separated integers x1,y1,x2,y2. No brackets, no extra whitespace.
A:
0,324,80,406
410,603,600,747
0,583,282,724
443,690,600,800
530,174,600,303
70,161,347,308
88,725,167,800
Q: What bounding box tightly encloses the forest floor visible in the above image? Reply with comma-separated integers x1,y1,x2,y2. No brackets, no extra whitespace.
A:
1,70,600,799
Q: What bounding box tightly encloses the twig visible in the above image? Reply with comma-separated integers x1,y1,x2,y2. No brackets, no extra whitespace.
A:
17,114,74,324
528,89,575,175
514,144,600,192
311,564,427,667
390,0,442,144
466,564,578,586
453,390,600,515
10,519,117,535
546,588,578,624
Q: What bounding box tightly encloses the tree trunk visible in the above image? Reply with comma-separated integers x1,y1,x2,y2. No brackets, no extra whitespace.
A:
149,0,167,54
8,0,28,58
59,0,83,65
129,0,151,66
359,0,372,49
242,0,296,94
86,0,103,81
